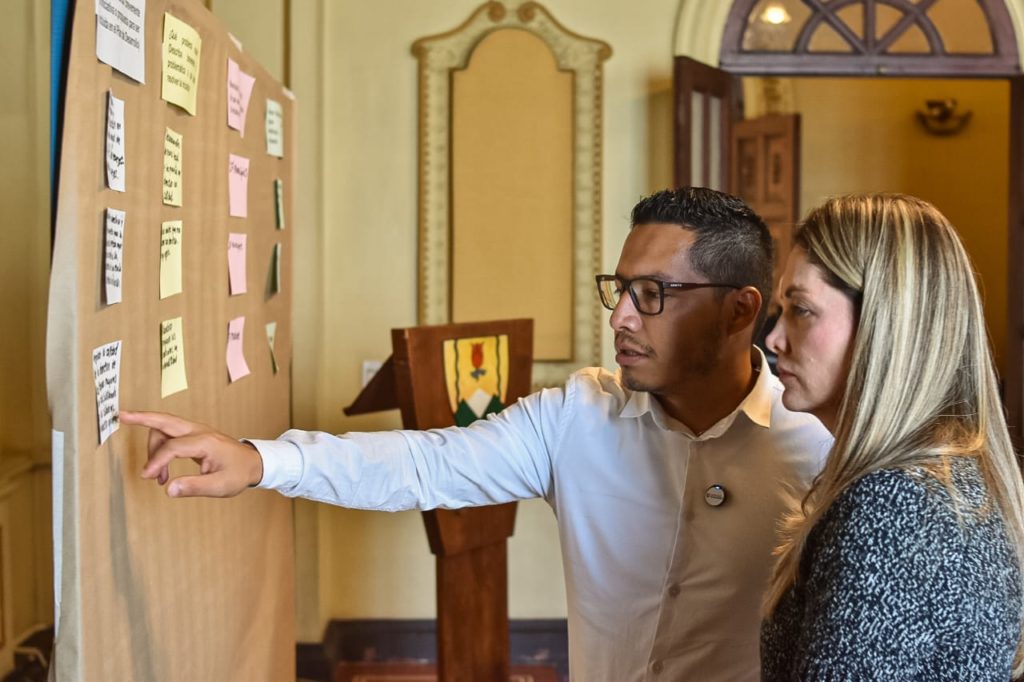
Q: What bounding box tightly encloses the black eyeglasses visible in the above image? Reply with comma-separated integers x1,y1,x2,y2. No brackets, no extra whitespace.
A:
595,274,740,315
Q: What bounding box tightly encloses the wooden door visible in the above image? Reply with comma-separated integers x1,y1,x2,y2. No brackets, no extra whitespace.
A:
731,114,802,298
674,56,739,190
1007,77,1024,448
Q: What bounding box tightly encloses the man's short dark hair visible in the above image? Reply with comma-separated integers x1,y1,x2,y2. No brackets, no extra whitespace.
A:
630,187,774,332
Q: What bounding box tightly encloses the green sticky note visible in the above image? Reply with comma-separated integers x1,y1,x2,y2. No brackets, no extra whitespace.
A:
266,321,278,375
274,178,285,229
267,242,281,297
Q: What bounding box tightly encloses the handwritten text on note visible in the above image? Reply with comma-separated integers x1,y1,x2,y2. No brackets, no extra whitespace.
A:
105,92,126,192
161,13,202,115
96,0,146,83
92,340,122,444
160,317,188,398
227,58,256,135
266,99,284,157
163,128,183,206
160,220,183,299
104,208,125,305
228,232,247,295
228,154,249,217
226,316,251,382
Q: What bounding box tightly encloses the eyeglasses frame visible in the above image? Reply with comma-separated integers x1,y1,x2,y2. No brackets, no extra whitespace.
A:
595,274,741,316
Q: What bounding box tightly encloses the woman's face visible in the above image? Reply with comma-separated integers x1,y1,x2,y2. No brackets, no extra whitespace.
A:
766,247,858,433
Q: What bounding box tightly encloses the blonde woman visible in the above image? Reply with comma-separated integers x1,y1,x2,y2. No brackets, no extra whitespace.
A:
760,194,1024,679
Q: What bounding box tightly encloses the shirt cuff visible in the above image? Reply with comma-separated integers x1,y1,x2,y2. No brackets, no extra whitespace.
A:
244,438,303,491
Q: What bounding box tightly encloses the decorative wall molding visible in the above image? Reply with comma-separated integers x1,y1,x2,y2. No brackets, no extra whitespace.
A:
675,0,1024,75
412,0,611,388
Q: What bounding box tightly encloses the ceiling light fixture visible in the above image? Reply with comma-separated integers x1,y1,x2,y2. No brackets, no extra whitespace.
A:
760,4,792,25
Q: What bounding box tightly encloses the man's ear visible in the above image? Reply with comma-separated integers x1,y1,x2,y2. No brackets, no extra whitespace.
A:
726,286,762,335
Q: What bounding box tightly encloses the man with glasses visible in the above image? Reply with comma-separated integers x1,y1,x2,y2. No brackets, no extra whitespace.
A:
122,187,830,681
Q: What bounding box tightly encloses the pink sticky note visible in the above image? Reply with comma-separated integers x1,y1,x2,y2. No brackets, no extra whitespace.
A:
227,232,247,295
228,154,249,217
226,316,251,382
227,58,256,135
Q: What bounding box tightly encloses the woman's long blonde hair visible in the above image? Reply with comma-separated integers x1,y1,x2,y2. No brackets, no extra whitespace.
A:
763,194,1024,673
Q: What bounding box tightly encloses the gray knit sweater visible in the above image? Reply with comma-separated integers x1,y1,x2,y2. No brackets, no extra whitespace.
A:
761,459,1023,681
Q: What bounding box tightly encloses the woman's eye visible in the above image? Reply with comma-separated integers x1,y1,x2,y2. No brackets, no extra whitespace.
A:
782,302,811,319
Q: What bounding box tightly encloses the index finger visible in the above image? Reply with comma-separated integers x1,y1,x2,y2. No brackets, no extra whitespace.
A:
119,410,201,438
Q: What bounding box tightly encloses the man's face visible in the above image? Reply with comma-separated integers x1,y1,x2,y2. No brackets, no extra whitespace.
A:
610,224,727,394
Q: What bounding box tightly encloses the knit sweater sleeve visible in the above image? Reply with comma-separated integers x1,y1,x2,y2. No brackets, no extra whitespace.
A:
793,470,951,681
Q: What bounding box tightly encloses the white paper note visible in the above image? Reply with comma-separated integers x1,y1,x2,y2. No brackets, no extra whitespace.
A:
105,92,126,192
92,340,122,444
95,0,146,83
266,99,284,157
104,208,125,305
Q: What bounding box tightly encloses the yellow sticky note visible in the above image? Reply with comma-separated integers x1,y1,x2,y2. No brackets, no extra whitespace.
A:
163,128,183,206
160,317,188,398
160,220,183,299
161,13,202,115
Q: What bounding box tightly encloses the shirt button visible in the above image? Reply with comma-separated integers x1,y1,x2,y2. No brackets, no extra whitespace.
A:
668,584,681,597
651,660,664,674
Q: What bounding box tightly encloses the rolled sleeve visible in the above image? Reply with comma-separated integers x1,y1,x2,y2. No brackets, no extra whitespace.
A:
246,437,304,491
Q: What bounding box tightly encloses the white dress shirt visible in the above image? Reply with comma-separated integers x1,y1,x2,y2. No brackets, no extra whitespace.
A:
251,350,832,681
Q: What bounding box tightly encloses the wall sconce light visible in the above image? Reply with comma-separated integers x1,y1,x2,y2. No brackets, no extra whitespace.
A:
916,99,972,136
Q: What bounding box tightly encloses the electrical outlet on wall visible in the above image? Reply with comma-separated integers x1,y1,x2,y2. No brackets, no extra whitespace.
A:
361,360,383,388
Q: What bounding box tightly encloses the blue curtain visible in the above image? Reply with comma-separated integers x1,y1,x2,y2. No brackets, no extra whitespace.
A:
51,0,73,240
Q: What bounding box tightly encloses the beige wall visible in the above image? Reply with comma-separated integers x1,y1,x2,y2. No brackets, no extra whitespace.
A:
2,0,50,465
208,0,285,82
0,0,54,670
781,77,1010,374
276,0,677,635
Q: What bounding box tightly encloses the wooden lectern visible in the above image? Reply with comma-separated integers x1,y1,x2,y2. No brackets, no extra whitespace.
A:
345,319,534,682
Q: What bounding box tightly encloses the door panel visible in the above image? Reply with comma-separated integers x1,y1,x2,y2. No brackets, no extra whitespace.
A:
674,57,737,190
730,113,802,298
1007,77,1024,447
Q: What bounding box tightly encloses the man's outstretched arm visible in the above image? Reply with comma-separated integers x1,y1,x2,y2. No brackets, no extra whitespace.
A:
120,382,568,507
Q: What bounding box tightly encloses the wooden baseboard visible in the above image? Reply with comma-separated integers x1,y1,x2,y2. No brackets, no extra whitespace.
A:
296,619,569,682
334,662,558,682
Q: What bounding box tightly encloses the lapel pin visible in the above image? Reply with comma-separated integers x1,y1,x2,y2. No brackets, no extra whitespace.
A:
704,484,726,507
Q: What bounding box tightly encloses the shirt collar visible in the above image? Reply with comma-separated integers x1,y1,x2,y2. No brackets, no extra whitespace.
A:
618,347,774,437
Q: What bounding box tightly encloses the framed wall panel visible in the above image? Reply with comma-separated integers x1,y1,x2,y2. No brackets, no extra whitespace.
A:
413,0,611,387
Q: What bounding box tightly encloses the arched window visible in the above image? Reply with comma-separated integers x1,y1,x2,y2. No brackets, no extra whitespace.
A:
720,0,1019,75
